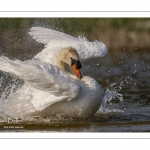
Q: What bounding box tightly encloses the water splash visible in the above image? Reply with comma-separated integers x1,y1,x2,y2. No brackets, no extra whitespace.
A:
97,81,124,114
0,73,23,120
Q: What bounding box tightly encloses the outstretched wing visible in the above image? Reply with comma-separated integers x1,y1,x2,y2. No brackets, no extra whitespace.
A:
29,27,108,64
0,56,81,101
29,27,76,44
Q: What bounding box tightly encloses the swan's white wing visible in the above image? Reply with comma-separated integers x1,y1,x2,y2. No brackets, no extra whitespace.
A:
29,27,76,44
29,27,108,64
0,56,81,100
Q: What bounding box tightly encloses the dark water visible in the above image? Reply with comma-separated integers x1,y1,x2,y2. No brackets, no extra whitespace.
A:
0,47,149,132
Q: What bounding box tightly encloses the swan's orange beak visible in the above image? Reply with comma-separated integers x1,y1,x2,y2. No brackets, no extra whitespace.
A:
72,64,83,79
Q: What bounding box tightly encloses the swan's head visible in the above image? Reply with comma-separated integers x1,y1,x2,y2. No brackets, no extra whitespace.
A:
61,47,83,79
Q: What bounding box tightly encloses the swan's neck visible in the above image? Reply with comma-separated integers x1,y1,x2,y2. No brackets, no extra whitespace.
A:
53,48,77,79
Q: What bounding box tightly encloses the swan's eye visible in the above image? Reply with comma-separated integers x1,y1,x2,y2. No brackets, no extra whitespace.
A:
70,58,75,66
70,58,82,69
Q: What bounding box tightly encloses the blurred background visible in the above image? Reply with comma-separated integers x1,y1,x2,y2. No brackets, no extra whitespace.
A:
0,18,149,57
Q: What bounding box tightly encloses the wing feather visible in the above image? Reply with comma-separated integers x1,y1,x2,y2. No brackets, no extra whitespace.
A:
0,56,81,100
29,27,108,64
29,27,76,45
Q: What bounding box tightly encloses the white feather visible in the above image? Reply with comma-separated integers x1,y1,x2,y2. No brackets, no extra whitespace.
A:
29,27,108,64
0,56,80,99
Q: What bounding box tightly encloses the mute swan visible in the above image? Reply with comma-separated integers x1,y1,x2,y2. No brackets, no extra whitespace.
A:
0,27,108,119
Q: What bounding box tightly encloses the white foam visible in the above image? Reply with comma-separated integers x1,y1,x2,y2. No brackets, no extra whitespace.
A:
96,81,124,114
